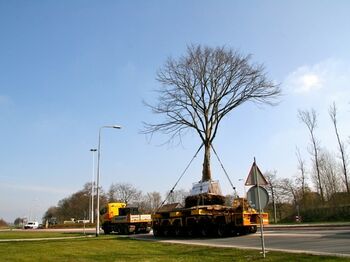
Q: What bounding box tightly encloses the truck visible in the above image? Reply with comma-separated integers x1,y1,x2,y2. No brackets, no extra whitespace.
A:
152,181,269,237
100,202,152,234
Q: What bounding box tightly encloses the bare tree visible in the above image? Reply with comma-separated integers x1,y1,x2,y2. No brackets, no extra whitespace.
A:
144,192,162,212
224,194,236,206
318,149,343,200
298,109,324,202
108,183,142,205
329,102,349,193
167,189,189,205
295,147,308,196
0,218,8,227
42,206,58,225
50,183,108,223
14,217,25,227
143,45,281,182
265,170,279,223
279,177,301,219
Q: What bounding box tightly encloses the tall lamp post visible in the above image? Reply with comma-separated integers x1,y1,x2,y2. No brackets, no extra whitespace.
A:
96,125,121,237
90,148,97,223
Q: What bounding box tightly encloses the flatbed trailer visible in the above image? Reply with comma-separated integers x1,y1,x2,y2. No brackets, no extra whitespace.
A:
152,198,268,237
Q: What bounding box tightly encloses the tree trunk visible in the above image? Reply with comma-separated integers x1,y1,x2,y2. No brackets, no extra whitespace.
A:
202,143,212,182
313,141,325,202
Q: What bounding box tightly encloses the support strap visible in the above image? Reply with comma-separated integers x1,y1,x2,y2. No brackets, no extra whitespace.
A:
157,143,204,210
211,144,238,197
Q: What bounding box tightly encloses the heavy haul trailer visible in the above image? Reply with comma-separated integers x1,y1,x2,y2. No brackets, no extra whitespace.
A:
152,184,269,237
100,202,152,234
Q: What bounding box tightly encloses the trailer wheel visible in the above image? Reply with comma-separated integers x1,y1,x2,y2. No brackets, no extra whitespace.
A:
198,217,211,237
163,227,173,237
199,226,210,237
230,228,239,237
215,225,226,238
102,223,111,234
153,227,163,237
187,227,198,237
174,227,182,236
250,226,257,233
120,225,129,235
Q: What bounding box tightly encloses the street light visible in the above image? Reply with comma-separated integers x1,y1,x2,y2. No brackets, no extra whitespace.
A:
96,125,121,236
90,148,97,223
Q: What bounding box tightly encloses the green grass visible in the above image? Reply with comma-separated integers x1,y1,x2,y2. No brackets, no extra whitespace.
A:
0,234,349,261
0,230,89,239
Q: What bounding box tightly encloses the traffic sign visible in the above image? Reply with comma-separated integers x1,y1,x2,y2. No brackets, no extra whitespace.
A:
247,185,269,211
244,159,268,258
245,161,268,186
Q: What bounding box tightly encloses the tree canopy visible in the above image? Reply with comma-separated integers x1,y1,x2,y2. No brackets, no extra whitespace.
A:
143,45,281,181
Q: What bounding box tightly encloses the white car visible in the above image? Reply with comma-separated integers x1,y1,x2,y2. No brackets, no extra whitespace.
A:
24,221,39,229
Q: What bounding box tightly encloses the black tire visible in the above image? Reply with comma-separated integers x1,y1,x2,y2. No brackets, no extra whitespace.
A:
250,226,257,233
230,228,239,237
216,225,227,238
174,227,182,237
153,227,163,237
121,225,129,235
103,227,111,234
187,226,198,237
163,227,173,237
199,226,211,237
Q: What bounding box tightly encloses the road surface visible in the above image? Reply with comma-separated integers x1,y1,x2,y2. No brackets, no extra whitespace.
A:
5,225,350,257
132,226,350,258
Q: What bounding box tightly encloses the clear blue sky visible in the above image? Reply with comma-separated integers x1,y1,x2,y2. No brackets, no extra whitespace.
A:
1,0,350,222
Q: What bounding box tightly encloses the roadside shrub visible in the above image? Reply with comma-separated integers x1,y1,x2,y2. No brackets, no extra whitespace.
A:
0,218,8,228
300,205,350,222
49,223,95,229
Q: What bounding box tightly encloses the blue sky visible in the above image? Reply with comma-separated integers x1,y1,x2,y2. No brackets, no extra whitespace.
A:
1,1,350,222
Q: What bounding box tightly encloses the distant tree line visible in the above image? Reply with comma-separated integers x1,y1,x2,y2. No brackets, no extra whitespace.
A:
41,182,190,224
264,102,350,223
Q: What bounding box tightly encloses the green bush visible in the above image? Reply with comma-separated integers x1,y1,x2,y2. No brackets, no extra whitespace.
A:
300,205,350,222
49,223,95,229
0,218,8,228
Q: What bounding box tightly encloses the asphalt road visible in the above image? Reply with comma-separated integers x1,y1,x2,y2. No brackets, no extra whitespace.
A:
131,226,350,258
6,225,350,258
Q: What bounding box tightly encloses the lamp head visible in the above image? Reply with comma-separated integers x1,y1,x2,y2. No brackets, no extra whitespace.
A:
102,125,122,129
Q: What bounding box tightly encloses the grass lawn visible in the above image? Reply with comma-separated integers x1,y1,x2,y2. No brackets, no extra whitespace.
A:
0,230,89,239
0,233,349,261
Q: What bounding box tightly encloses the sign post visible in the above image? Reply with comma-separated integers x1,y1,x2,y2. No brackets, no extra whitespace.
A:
245,158,268,258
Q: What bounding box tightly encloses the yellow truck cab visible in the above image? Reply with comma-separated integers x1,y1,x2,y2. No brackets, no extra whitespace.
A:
100,202,126,222
100,202,152,234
